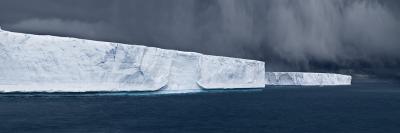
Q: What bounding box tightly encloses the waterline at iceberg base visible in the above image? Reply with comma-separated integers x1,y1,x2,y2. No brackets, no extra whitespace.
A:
0,28,350,94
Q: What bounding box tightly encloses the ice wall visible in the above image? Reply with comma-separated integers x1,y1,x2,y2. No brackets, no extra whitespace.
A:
0,29,265,93
265,72,352,86
198,55,265,89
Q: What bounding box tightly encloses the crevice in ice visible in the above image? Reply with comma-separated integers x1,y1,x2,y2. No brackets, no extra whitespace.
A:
278,74,295,84
113,43,118,60
19,35,31,45
137,48,147,76
97,45,118,68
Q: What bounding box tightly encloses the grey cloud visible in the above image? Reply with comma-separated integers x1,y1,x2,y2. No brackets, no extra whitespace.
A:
213,0,400,76
11,19,104,37
7,18,127,42
0,0,399,79
264,0,400,63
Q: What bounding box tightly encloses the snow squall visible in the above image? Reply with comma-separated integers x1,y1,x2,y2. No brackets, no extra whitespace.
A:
0,29,350,94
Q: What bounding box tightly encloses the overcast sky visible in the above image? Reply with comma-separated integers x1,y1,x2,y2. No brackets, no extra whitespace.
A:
1,0,400,79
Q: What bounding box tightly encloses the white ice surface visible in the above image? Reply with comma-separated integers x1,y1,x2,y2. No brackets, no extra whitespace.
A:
198,55,265,89
265,72,352,86
0,29,265,93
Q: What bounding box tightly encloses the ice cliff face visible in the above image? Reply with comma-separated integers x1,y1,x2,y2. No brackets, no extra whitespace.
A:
265,72,352,86
0,28,352,93
0,29,265,93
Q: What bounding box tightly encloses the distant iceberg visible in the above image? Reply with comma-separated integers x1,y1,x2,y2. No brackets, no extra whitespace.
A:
265,72,352,86
0,28,351,93
0,28,265,93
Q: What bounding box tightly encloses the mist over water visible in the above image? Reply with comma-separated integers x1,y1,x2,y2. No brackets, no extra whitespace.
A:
263,0,400,71
166,0,400,74
1,0,400,78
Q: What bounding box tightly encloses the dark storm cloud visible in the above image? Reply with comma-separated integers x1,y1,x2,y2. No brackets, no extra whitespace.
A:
1,0,400,79
10,19,117,39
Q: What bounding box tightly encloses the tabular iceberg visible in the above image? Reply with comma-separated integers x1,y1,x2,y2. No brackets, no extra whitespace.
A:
0,28,265,93
265,72,352,86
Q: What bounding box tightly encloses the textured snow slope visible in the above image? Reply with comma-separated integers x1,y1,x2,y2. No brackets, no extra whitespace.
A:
0,29,265,93
265,72,352,86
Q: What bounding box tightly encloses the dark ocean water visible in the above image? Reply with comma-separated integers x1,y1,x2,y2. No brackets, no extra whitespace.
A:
1,82,400,133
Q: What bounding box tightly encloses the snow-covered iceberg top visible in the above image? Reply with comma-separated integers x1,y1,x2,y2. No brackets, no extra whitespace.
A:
265,72,351,86
0,29,265,93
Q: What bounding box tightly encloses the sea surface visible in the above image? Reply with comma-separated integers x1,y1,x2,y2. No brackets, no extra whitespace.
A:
1,82,400,133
